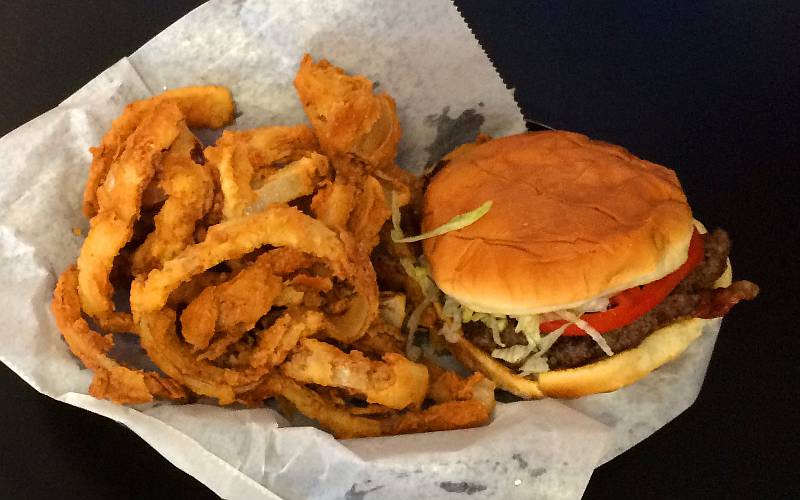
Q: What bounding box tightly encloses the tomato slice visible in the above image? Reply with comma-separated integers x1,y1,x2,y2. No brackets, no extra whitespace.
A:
540,229,705,336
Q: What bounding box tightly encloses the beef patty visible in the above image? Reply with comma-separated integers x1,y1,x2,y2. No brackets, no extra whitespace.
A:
461,229,732,370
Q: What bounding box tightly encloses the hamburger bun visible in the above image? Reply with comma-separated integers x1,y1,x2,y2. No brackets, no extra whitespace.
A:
422,131,695,315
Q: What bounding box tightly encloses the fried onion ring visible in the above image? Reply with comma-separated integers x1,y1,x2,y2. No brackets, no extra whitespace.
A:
190,254,283,359
77,102,184,322
206,142,257,220
83,86,234,218
131,127,214,275
245,153,329,215
281,338,428,410
51,266,185,404
137,307,322,404
264,373,493,439
215,125,318,170
131,205,347,315
294,54,401,172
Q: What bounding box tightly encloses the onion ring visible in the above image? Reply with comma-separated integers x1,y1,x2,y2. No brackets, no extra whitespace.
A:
131,127,214,275
83,86,234,218
214,125,318,169
192,254,284,359
130,205,347,315
264,372,493,439
245,153,329,215
206,142,257,220
294,54,401,172
137,307,323,404
281,338,429,410
77,102,184,322
51,266,185,404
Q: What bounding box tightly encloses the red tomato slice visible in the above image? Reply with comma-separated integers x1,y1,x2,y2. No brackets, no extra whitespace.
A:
540,229,705,336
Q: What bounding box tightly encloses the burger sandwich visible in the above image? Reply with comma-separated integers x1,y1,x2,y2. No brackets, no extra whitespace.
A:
401,131,758,399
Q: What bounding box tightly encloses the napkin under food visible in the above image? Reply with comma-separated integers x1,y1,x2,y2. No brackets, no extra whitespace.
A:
0,1,722,498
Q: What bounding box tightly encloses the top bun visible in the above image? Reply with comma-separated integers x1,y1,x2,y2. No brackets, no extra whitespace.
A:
422,131,694,315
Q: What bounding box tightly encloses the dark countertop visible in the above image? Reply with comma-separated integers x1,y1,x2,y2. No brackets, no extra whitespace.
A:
0,1,796,498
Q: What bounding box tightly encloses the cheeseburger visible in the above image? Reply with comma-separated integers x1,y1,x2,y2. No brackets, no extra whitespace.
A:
417,131,758,398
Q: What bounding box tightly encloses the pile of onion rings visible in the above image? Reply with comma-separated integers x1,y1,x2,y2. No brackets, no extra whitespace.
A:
51,55,495,438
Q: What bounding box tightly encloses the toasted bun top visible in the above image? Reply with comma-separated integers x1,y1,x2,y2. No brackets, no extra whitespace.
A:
422,131,694,314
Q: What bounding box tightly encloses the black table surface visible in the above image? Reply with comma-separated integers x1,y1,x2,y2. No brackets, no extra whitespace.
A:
1,1,797,498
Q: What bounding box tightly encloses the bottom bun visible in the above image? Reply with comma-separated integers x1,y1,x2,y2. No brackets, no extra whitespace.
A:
535,317,706,398
447,261,732,399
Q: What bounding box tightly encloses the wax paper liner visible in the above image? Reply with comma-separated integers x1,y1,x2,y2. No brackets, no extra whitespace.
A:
0,1,723,498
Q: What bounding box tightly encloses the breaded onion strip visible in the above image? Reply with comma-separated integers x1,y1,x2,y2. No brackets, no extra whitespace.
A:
294,54,401,172
131,127,214,275
191,254,284,359
347,175,392,253
77,102,184,321
208,143,329,220
311,179,357,231
137,308,322,404
130,205,347,315
323,232,379,344
179,287,218,351
205,125,319,221
245,153,330,215
215,125,318,169
83,86,234,218
382,400,494,436
350,318,405,356
426,368,496,409
281,338,428,410
51,266,185,404
166,270,229,308
312,173,401,255
265,374,382,438
206,142,257,220
264,373,493,439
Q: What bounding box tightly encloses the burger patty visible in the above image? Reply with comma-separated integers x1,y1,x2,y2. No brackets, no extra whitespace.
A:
462,229,732,370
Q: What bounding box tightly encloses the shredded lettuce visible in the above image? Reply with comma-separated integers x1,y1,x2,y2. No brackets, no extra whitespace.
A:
399,257,439,298
439,296,463,343
490,314,540,364
518,355,550,376
391,200,492,243
556,310,614,356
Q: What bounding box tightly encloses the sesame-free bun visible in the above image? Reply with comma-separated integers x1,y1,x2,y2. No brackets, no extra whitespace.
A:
422,131,695,315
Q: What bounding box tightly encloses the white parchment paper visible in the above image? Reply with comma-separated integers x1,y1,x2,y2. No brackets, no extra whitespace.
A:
0,1,723,498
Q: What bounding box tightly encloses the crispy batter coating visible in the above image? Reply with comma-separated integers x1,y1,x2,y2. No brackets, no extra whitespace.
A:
138,308,322,404
205,125,322,221
131,127,214,275
77,102,184,322
51,266,185,404
281,338,429,410
83,86,234,218
189,253,283,359
294,54,401,172
205,142,257,220
263,372,493,439
130,206,347,314
52,60,497,438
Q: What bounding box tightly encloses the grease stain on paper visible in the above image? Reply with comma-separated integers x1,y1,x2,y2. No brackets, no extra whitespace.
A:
438,481,488,495
424,106,485,166
345,483,383,500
